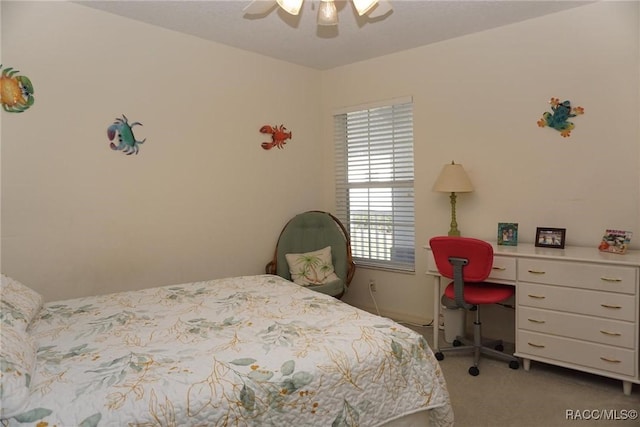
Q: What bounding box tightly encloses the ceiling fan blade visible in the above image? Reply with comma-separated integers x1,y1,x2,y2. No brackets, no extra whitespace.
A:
366,0,392,18
243,0,278,15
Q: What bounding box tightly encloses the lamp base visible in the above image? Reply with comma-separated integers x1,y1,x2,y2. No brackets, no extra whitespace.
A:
448,192,461,237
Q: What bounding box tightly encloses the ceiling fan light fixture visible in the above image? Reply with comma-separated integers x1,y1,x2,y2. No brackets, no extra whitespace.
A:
276,0,303,15
318,0,338,26
352,0,378,16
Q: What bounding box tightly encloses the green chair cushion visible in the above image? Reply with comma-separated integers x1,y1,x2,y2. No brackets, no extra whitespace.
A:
303,278,345,297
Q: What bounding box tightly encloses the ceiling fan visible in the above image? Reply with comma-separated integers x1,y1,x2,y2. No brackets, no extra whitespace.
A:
243,0,393,26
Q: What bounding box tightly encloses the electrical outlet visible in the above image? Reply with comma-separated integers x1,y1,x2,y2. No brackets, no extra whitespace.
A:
369,279,377,292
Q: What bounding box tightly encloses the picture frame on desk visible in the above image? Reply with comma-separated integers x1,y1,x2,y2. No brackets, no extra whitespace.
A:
535,227,566,249
598,229,632,254
497,223,518,246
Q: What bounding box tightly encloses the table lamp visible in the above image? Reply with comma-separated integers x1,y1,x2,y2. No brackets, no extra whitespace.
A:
432,161,474,236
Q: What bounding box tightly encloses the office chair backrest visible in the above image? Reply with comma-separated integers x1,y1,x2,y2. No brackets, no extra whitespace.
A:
429,236,494,283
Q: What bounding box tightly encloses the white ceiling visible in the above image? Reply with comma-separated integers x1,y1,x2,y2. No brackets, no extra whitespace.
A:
77,0,592,70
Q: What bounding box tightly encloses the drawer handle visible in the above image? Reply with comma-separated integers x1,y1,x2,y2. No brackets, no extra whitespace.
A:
527,294,546,299
600,357,621,364
600,277,622,282
600,330,622,337
527,270,546,275
527,318,545,324
527,342,545,348
492,266,506,271
601,304,622,309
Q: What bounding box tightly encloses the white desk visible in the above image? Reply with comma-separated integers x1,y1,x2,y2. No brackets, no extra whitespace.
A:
425,242,640,395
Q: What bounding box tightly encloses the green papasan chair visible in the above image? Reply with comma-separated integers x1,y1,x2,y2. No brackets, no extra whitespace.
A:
265,211,356,299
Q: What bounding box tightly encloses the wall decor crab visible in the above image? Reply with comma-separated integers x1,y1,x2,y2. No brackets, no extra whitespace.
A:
537,97,584,137
260,124,292,150
0,64,35,113
107,114,146,155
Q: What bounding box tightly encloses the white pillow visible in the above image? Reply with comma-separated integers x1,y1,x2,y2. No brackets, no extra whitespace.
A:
0,325,37,418
1,274,44,331
285,246,340,286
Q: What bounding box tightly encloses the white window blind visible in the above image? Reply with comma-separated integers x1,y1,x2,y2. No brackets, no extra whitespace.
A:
334,99,415,272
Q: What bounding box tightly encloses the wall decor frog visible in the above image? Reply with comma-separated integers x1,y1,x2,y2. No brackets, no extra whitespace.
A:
537,97,584,137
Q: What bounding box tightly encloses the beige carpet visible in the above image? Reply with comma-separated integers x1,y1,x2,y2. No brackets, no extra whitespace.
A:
408,325,640,427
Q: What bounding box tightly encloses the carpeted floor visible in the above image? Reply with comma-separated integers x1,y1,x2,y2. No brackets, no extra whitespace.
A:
408,324,640,427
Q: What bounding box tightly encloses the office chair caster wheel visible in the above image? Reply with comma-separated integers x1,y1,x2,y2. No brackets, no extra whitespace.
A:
468,366,479,376
452,340,462,347
495,344,504,352
435,352,444,361
509,360,520,370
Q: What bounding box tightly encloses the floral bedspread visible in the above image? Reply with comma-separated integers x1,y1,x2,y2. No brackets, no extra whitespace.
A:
7,275,453,426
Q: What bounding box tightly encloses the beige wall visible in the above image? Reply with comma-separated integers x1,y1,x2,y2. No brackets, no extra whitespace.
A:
1,1,324,300
2,2,639,334
0,0,3,275
321,1,640,327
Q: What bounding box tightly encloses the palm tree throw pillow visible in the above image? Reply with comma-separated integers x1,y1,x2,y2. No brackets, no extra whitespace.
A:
285,246,340,286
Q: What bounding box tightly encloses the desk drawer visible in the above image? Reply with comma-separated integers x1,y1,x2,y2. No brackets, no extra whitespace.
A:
427,252,515,281
518,306,635,348
518,283,636,321
488,256,516,282
517,330,636,376
518,259,636,294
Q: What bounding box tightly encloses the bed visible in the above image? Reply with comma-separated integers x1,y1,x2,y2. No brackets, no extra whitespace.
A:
1,273,453,426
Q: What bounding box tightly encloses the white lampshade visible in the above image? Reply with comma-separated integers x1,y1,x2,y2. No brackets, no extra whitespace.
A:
318,0,338,26
352,0,378,16
277,0,303,15
432,161,474,193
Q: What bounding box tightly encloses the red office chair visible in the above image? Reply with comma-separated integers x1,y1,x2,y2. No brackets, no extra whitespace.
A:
429,236,520,376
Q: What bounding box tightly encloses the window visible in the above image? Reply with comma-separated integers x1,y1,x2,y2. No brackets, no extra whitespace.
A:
334,97,415,272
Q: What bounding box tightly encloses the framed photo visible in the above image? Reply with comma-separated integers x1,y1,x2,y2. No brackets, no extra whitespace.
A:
497,223,518,246
535,227,566,249
598,229,632,254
